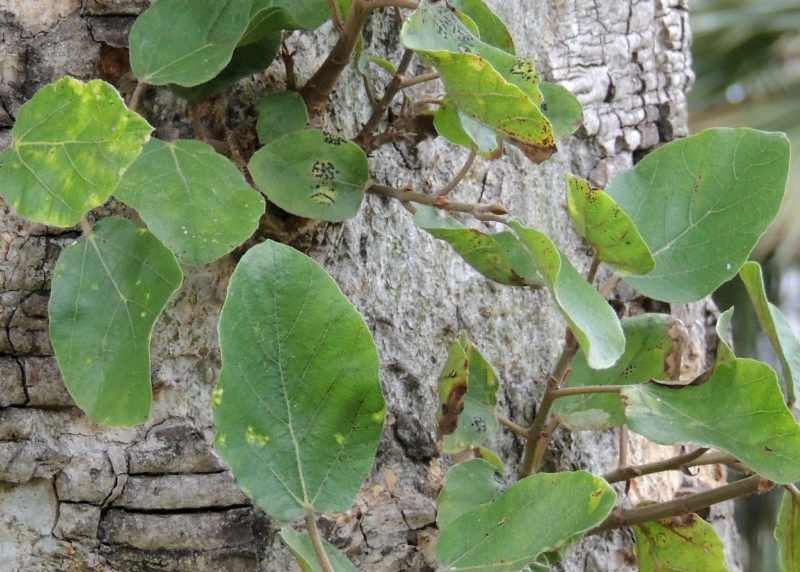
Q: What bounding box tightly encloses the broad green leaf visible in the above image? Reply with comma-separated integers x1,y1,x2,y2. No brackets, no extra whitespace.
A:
170,32,282,103
509,221,625,369
49,217,182,426
280,528,358,572
434,103,501,158
401,2,556,162
437,459,505,529
129,0,252,87
740,261,800,406
115,139,265,266
448,0,515,54
540,82,583,140
716,307,736,364
566,175,655,275
248,129,369,222
776,491,800,572
623,358,800,484
0,77,151,227
607,128,791,303
414,206,536,287
213,240,385,522
256,91,309,144
634,514,728,572
553,314,681,431
436,471,615,572
241,0,330,46
437,334,501,455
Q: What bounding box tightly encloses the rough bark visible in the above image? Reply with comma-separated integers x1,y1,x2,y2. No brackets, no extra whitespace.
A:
0,1,743,571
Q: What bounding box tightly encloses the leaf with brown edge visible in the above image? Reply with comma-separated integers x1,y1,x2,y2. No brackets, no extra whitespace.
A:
635,513,728,572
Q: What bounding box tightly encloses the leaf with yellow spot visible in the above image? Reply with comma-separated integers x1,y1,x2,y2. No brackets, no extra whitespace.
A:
635,514,727,572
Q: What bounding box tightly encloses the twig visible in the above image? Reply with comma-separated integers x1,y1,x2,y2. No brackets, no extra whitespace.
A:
590,475,771,534
520,332,578,477
497,415,529,439
366,184,508,223
356,50,415,148
127,82,147,113
786,484,800,502
401,71,440,89
603,449,730,484
281,44,298,91
617,426,629,471
586,254,601,284
189,105,208,142
79,216,93,236
529,418,559,473
326,0,345,31
366,0,418,8
305,510,335,572
436,149,477,197
549,385,623,399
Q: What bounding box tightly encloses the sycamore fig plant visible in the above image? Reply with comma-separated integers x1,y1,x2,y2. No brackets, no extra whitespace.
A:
0,0,797,570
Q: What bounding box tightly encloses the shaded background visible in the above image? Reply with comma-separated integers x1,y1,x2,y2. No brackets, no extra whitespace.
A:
690,0,800,569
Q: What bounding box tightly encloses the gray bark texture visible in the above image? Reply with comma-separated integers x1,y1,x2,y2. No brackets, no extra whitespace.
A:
0,1,744,571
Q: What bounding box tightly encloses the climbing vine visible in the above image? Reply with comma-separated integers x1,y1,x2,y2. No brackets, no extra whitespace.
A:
0,0,797,570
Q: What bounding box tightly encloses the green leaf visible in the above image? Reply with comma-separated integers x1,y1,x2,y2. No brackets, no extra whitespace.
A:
129,0,252,87
248,129,369,222
566,175,655,275
401,1,556,162
256,91,310,144
213,240,385,522
170,32,282,103
48,217,182,426
540,82,583,140
0,77,151,228
437,334,501,455
436,471,616,572
437,459,505,529
509,221,625,369
622,358,800,484
241,0,330,46
716,307,736,364
280,528,358,572
434,102,501,158
414,206,535,286
115,139,266,266
634,514,728,572
553,314,682,431
448,0,515,54
740,261,800,406
775,491,800,572
607,128,791,303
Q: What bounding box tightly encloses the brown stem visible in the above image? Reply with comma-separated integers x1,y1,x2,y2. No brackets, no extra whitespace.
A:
520,332,578,477
366,184,508,223
304,510,334,572
326,0,345,31
591,475,772,534
401,71,440,89
436,149,477,197
586,254,601,284
356,50,415,148
79,216,93,236
368,0,418,8
617,426,629,470
127,82,147,113
497,415,529,439
529,418,559,473
301,0,372,116
281,44,298,91
786,484,800,501
549,385,623,399
602,448,728,484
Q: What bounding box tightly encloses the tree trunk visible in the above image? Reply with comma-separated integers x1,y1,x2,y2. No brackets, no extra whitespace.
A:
0,1,743,571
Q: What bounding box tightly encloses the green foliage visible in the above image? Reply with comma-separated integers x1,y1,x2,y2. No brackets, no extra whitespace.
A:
607,128,790,303
434,102,501,158
241,0,330,46
213,240,385,522
0,77,151,227
566,175,655,275
48,217,182,426
115,139,265,266
716,307,736,364
623,358,800,484
129,0,252,87
553,314,681,431
740,261,800,405
248,129,369,221
775,491,800,572
436,470,616,572
436,459,505,529
256,91,310,144
171,32,282,103
540,82,584,140
448,0,515,54
634,514,728,572
509,221,625,369
437,334,501,460
280,528,358,572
